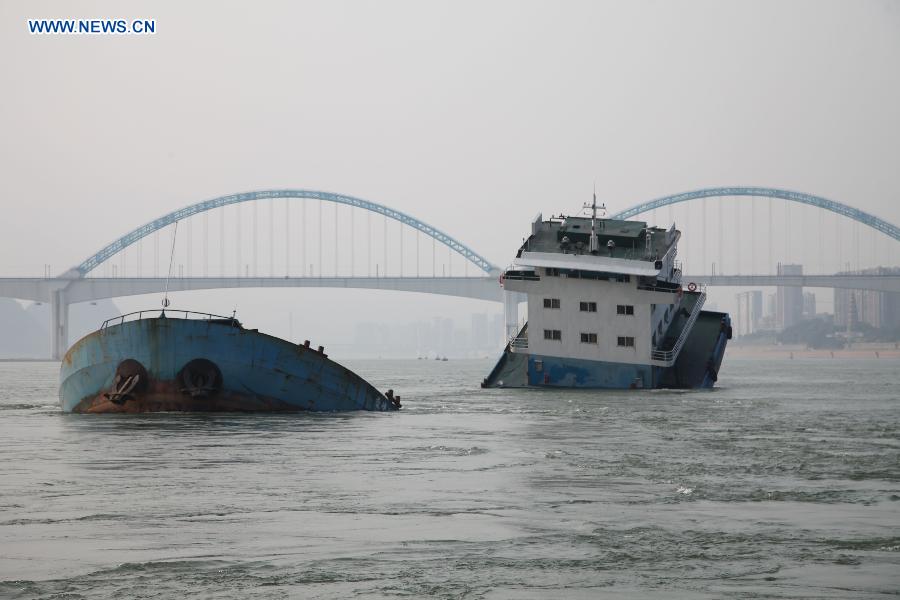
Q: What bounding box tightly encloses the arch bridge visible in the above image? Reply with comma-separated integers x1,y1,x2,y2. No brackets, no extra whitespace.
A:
0,186,898,358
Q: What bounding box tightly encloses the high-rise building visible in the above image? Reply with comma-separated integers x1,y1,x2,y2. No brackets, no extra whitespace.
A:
470,313,488,350
491,313,505,347
735,290,763,337
776,263,803,331
834,267,900,330
802,292,817,319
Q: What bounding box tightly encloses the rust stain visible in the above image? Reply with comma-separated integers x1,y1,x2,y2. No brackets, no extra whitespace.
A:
73,379,299,413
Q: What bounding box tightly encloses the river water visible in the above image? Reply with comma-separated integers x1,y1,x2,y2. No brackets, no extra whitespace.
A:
0,358,898,599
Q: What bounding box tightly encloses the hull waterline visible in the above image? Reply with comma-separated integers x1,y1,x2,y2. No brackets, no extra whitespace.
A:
59,313,397,413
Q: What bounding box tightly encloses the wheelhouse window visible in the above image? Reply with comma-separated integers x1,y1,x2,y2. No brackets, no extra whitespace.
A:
580,332,598,344
543,298,561,309
616,304,634,316
543,329,562,341
615,274,631,283
546,267,560,277
616,336,635,347
579,301,597,312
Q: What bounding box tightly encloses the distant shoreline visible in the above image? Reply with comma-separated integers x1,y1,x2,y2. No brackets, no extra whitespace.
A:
2,352,899,363
729,345,900,359
0,358,58,362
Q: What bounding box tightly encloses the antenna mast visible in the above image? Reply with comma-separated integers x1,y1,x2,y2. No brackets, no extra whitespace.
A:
585,184,605,254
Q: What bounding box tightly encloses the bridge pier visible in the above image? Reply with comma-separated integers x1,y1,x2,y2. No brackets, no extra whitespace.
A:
503,290,522,340
50,290,69,360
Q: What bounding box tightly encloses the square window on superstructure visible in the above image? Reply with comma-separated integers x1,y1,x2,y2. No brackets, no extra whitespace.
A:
626,305,634,315
579,301,597,312
543,298,560,309
580,332,598,344
617,336,635,347
544,329,562,341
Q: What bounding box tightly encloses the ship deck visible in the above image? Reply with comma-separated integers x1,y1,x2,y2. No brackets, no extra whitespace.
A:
520,216,672,261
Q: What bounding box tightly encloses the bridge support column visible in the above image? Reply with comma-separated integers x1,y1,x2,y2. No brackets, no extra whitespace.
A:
503,290,519,341
50,290,69,360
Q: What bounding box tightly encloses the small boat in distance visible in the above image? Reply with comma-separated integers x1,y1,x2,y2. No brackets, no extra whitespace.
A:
59,309,399,413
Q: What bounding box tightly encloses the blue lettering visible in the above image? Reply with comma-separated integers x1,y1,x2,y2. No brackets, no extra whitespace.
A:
132,19,155,34
28,17,153,35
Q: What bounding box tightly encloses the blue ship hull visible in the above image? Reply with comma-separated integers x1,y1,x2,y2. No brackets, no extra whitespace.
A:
482,311,730,390
59,313,396,413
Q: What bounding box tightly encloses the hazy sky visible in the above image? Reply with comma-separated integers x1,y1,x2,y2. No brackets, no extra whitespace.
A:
1,1,898,346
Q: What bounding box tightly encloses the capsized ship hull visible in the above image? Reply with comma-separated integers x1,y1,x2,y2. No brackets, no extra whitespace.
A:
60,312,397,413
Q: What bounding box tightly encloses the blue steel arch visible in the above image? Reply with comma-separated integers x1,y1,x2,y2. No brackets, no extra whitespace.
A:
75,190,499,276
611,187,900,243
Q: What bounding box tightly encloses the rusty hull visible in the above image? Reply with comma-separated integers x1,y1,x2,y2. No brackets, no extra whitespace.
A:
73,381,298,413
60,316,395,413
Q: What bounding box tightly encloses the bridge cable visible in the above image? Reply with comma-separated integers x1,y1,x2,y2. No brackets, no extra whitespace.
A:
285,199,290,277
768,198,773,275
335,203,339,276
203,211,209,277
162,221,178,308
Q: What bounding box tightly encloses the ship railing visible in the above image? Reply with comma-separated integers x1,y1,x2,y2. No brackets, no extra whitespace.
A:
650,289,707,365
503,269,540,282
509,336,529,350
637,280,681,294
100,309,240,331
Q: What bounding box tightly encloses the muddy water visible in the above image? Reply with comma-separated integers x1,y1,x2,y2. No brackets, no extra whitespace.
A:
1,358,898,598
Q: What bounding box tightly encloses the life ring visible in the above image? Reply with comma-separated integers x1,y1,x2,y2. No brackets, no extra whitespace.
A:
687,282,697,292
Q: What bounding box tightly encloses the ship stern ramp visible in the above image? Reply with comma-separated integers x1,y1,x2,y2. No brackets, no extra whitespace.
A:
661,310,731,389
482,324,529,388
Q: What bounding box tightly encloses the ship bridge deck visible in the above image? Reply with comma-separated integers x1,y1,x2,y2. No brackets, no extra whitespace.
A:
518,216,674,262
